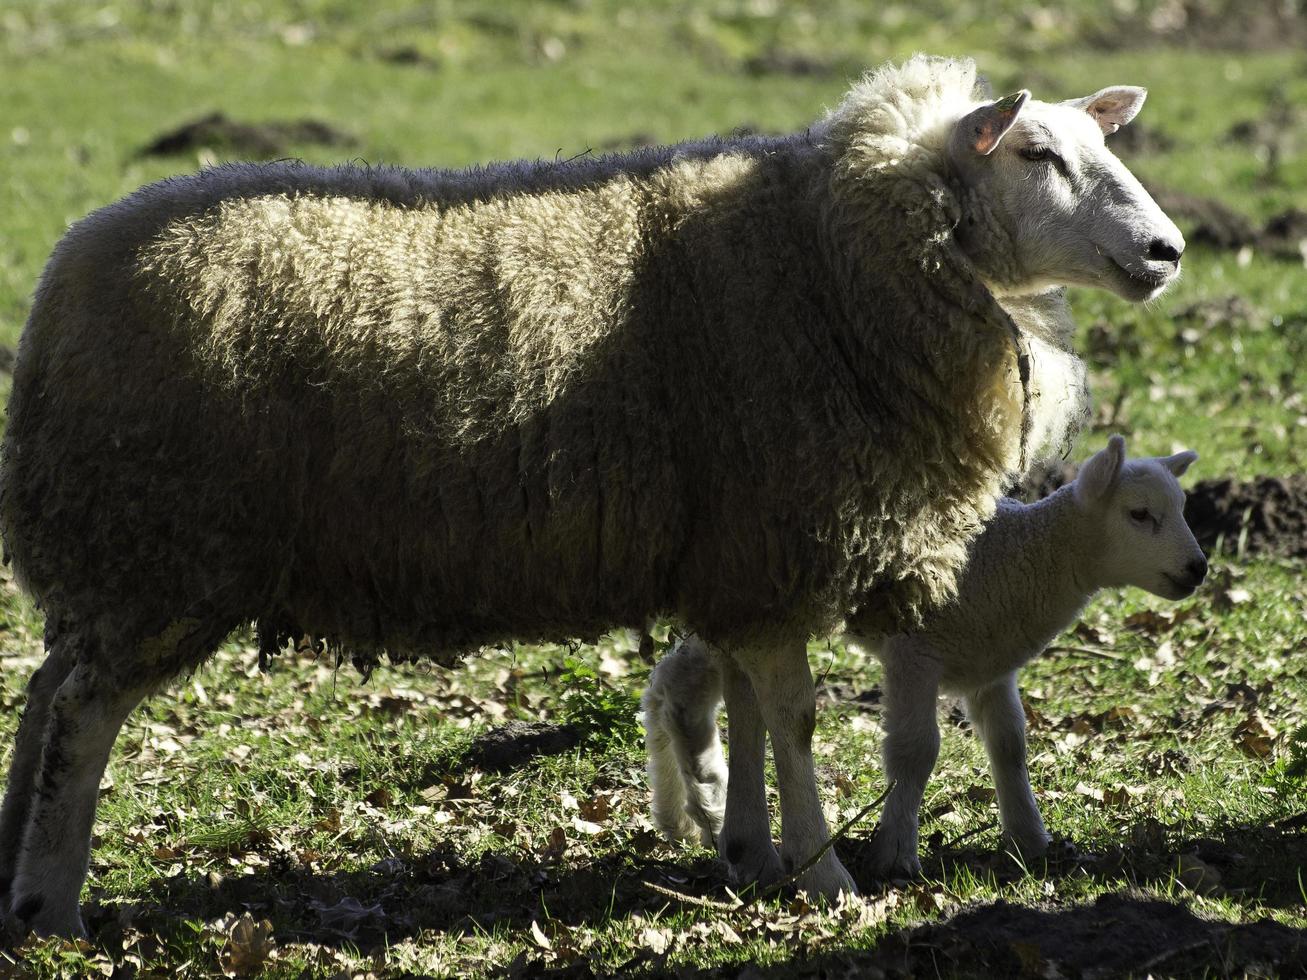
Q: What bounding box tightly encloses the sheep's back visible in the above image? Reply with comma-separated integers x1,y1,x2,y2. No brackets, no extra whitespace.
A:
0,162,694,657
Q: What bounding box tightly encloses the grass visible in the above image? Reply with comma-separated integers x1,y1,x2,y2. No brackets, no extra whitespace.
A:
0,1,1305,976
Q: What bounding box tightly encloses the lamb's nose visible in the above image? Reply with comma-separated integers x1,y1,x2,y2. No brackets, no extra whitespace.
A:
1148,238,1184,263
1186,556,1208,583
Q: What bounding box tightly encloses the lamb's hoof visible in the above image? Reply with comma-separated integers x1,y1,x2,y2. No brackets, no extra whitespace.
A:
791,853,858,901
867,836,923,881
1001,832,1055,865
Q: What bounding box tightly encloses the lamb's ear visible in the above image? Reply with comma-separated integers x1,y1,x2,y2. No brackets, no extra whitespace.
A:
1064,86,1147,135
953,90,1030,156
1075,435,1127,506
1161,450,1198,477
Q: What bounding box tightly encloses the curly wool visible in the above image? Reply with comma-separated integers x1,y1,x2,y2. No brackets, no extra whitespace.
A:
0,56,1081,677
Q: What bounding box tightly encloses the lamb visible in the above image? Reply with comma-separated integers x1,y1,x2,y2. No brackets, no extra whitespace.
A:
644,435,1207,879
0,55,1182,935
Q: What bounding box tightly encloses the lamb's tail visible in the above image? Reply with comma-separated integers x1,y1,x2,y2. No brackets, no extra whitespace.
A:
641,634,728,847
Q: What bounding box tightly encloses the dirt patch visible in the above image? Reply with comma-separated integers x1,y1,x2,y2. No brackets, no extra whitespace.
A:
1107,122,1176,156
1185,474,1307,560
1145,183,1260,250
138,112,356,159
460,721,581,772
742,48,837,77
1144,183,1307,258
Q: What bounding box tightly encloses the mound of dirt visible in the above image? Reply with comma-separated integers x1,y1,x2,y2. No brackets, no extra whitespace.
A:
460,721,580,773
1185,474,1307,560
138,112,356,159
1107,122,1176,156
1144,183,1259,250
1015,464,1307,561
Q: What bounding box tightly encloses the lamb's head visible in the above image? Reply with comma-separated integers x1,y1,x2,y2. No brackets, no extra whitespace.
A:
1072,435,1207,599
948,86,1184,302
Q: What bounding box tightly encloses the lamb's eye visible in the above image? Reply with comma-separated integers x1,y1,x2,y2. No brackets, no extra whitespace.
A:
1129,508,1150,523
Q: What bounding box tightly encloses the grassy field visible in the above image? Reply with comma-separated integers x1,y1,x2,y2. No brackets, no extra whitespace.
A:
1,1,1305,976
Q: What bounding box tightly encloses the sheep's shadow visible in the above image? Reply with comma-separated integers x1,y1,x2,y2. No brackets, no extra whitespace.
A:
101,814,1307,972
890,811,1307,912
103,842,722,950
630,892,1307,980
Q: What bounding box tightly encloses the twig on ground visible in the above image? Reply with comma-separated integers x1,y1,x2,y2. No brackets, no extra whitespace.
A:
1046,644,1126,663
641,879,737,912
940,818,999,852
737,780,895,910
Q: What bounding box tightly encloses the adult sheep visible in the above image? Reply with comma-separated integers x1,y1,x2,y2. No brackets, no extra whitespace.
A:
0,55,1180,935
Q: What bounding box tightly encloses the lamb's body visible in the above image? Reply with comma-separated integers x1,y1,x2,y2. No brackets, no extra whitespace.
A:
894,492,1093,692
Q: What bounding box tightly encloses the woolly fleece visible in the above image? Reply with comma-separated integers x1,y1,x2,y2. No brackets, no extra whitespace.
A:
0,56,1079,677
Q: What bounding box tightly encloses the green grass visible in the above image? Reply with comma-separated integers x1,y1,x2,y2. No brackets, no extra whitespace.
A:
0,1,1305,976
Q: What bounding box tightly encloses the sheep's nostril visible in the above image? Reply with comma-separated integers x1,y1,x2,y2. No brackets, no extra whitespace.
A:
1148,239,1183,264
1187,557,1208,583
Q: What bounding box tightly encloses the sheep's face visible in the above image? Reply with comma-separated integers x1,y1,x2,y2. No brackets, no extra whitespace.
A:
1073,435,1208,599
948,87,1184,302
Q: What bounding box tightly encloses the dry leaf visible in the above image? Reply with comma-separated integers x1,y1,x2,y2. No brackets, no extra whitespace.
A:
220,912,274,977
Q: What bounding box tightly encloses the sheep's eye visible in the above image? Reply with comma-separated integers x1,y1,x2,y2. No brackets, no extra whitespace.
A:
1129,507,1151,523
1020,145,1062,168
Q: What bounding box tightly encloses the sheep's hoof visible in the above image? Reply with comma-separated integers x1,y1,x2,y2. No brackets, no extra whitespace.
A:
12,894,86,940
791,853,858,901
723,838,785,894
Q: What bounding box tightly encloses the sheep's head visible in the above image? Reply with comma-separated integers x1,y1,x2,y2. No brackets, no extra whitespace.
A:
948,86,1184,302
1072,435,1208,599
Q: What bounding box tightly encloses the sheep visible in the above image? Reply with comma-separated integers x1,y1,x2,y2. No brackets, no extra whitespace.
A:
0,55,1183,935
644,435,1207,879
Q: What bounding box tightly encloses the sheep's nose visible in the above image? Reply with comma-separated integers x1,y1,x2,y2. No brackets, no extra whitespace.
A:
1186,556,1208,583
1148,238,1184,263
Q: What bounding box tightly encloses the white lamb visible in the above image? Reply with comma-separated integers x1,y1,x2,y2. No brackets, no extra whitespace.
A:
644,435,1207,880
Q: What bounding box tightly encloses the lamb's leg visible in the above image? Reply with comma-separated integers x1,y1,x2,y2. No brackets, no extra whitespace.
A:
643,635,727,846
869,639,941,879
8,658,154,937
0,636,77,902
737,641,855,899
965,671,1050,860
718,657,784,889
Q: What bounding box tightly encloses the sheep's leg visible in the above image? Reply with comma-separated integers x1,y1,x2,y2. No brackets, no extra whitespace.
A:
869,640,941,879
8,659,153,937
737,641,855,899
0,636,78,901
718,657,784,889
643,635,728,846
965,671,1050,860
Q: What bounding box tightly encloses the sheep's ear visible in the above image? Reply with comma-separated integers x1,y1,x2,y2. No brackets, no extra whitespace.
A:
1075,435,1126,506
954,90,1030,156
1161,449,1198,477
1064,86,1147,135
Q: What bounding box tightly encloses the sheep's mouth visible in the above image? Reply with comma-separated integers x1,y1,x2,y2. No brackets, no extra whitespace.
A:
1110,259,1174,293
1162,572,1199,597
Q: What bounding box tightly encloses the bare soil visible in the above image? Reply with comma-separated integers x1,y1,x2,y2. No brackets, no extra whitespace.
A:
137,112,356,159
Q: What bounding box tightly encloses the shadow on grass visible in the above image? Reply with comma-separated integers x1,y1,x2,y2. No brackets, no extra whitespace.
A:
98,815,1307,976
650,892,1307,980
104,843,721,950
